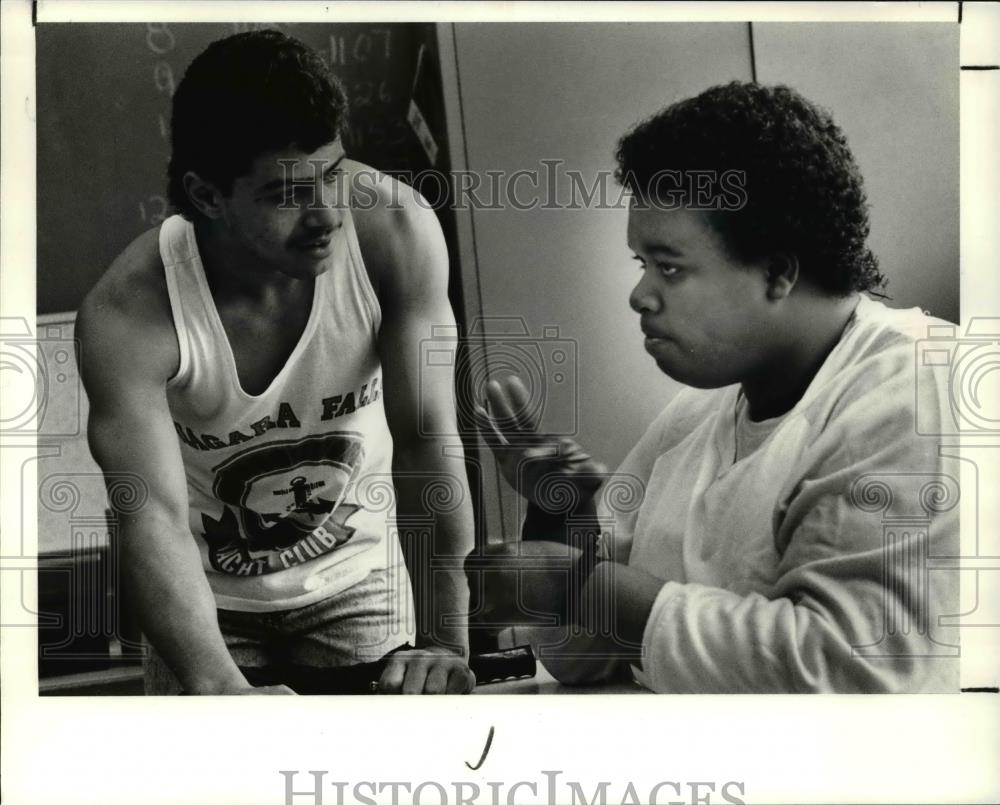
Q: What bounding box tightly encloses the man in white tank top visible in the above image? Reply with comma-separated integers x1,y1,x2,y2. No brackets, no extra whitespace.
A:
77,31,475,694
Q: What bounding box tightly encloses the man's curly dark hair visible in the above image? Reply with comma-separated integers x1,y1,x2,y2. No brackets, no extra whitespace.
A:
615,81,886,296
167,30,348,221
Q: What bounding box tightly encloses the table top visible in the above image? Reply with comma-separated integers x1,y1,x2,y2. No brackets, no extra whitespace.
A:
474,662,649,695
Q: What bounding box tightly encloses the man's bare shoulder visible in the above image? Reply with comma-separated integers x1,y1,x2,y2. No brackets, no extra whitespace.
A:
82,227,165,317
77,226,179,382
346,162,446,296
347,160,435,236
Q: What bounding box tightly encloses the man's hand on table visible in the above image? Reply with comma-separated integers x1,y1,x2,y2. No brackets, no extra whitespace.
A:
377,646,477,694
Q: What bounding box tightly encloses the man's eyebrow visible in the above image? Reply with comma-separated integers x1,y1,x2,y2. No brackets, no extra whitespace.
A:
253,155,347,195
322,155,347,176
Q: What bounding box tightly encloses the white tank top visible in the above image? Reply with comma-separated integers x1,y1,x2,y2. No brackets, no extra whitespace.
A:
161,212,410,613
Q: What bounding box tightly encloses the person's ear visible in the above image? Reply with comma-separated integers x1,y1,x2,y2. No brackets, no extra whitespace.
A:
765,253,799,300
183,171,226,220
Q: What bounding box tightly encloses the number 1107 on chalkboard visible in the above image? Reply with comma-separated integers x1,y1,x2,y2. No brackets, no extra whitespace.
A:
328,29,392,67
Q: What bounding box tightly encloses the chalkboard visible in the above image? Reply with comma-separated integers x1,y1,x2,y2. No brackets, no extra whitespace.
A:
36,22,453,314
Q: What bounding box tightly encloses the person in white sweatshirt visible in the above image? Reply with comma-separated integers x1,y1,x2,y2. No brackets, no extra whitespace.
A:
470,81,959,693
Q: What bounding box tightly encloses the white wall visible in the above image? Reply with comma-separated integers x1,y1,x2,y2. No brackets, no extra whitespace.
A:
755,23,959,324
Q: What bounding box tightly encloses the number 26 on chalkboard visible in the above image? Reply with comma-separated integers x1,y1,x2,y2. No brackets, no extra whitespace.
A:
139,195,169,226
352,80,392,108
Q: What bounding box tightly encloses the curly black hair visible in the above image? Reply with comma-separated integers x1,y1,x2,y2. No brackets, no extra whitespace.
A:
167,30,348,220
615,81,885,296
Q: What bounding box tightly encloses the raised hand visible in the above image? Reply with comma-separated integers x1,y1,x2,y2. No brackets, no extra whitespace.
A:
472,376,606,509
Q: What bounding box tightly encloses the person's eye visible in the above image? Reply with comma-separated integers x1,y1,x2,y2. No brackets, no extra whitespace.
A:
256,192,287,206
260,187,298,205
631,256,680,277
279,185,318,206
253,190,283,204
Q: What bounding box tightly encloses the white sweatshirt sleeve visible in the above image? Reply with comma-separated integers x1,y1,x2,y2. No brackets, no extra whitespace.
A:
636,354,960,693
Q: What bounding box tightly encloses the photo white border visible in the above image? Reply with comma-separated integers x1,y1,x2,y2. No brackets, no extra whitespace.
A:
2,2,998,803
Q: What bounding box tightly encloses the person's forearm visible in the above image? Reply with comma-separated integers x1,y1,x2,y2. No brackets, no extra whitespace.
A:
419,550,470,654
583,560,664,651
393,445,473,655
120,515,247,693
532,560,662,682
527,626,631,686
585,565,914,693
521,556,659,685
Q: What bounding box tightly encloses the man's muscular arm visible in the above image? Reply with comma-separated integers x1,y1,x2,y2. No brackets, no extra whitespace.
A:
356,176,475,693
77,239,290,695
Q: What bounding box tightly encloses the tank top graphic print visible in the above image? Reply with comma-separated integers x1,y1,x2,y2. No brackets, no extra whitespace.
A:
160,212,411,613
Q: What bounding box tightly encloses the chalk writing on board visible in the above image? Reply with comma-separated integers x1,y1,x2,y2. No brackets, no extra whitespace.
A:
352,80,393,109
153,61,175,97
344,119,410,152
145,22,175,56
142,23,175,224
328,29,393,67
36,23,449,314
